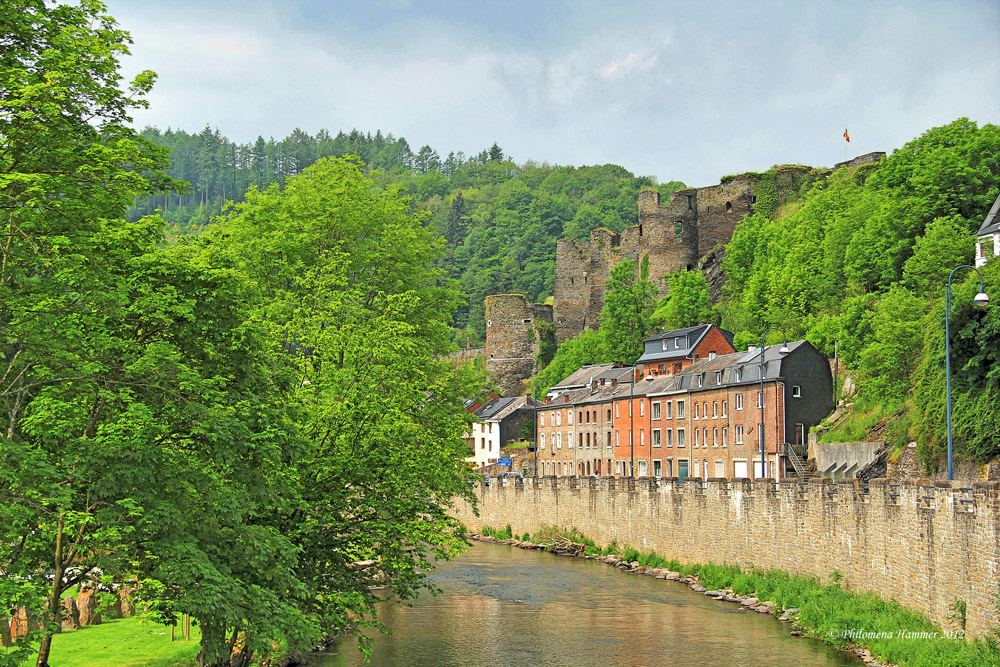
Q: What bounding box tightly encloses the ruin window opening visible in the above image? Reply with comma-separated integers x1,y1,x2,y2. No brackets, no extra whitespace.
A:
523,319,531,324
675,220,683,237
639,224,643,236
570,277,574,285
725,201,732,212
687,195,693,211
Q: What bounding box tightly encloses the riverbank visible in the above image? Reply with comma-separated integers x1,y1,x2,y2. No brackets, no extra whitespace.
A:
473,525,1000,667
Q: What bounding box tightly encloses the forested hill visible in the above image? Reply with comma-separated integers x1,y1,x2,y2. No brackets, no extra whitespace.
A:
132,125,686,342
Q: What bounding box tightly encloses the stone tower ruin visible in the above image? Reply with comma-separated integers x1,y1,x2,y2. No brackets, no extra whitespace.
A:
484,295,553,395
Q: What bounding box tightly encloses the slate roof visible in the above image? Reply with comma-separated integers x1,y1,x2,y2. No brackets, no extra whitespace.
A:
636,324,734,364
550,363,622,390
977,194,1000,236
474,396,518,420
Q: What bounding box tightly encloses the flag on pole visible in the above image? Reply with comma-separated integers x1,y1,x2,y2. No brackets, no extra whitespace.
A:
843,128,850,143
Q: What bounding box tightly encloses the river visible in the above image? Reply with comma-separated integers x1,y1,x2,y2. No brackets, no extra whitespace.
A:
314,541,860,666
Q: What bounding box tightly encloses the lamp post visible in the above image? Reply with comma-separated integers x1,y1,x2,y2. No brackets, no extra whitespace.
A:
945,265,989,480
532,389,538,478
759,328,790,480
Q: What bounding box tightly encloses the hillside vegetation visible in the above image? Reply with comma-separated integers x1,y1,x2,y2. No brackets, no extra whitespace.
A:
133,127,685,343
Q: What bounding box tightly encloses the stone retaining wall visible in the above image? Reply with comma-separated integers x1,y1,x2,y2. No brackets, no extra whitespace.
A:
452,477,1000,639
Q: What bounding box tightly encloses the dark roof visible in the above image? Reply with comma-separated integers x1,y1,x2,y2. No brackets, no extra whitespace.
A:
977,194,1000,236
644,324,710,342
551,363,621,390
474,396,518,420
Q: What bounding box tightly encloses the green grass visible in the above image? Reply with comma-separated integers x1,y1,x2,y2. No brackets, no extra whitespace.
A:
484,526,1000,667
19,616,200,667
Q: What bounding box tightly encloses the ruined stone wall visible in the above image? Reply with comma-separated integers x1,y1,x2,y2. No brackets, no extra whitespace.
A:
485,295,553,395
453,478,1000,640
693,175,759,257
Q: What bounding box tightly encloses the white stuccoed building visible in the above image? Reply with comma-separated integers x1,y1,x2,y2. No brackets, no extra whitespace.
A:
975,194,1000,268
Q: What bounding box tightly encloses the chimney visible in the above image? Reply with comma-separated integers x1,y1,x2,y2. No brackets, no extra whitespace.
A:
747,345,758,353
563,395,569,403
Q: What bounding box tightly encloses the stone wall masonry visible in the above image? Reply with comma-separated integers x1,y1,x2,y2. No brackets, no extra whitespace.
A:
485,295,553,395
452,477,1000,640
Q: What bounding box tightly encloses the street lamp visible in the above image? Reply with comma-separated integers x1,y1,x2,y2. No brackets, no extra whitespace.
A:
945,265,989,480
759,328,790,480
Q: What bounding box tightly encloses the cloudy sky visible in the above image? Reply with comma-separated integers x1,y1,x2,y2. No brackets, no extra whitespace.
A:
104,0,999,186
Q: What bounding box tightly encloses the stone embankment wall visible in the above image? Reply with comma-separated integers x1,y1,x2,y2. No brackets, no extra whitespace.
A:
452,477,1000,639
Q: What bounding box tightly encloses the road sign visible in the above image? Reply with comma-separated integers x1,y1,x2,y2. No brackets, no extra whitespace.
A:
498,458,512,466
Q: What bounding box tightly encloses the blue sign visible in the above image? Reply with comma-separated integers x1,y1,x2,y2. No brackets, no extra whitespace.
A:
498,458,512,466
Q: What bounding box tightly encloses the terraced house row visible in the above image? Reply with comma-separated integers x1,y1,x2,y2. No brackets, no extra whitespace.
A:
535,325,833,480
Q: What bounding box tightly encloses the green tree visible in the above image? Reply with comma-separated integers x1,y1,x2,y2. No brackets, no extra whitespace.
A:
652,270,716,329
599,255,659,363
200,157,488,663
529,329,609,396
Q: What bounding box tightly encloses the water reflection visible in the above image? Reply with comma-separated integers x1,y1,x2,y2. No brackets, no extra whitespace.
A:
315,542,860,666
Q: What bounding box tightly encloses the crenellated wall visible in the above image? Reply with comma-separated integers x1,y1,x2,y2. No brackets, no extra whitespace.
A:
452,477,1000,640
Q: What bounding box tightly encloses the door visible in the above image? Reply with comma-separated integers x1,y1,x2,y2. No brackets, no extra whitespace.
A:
678,460,689,481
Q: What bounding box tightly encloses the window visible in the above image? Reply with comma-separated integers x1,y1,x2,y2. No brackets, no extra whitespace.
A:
488,422,492,433
662,339,669,351
713,428,719,447
677,429,686,447
666,429,673,447
665,401,673,419
652,402,661,420
568,410,574,425
640,400,644,417
713,401,718,418
693,429,699,447
615,431,620,447
638,460,647,477
735,394,743,410
557,433,562,449
722,400,727,417
694,403,699,420
579,411,583,423
715,460,725,478
556,411,562,426
675,337,682,348
735,425,744,444
579,433,583,448
653,429,662,447
640,430,645,447
607,409,612,422
757,391,764,408
481,438,485,449
716,371,722,383
616,461,622,475
540,413,545,427
722,427,728,447
697,374,704,387
710,352,717,361
734,460,748,479
654,459,662,477
539,434,545,450
629,402,632,417
666,459,674,477
615,402,619,418
677,400,686,418
734,369,743,382
792,385,802,398
704,428,708,447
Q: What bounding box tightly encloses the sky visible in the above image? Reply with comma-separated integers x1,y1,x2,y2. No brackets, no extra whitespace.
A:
104,0,1000,187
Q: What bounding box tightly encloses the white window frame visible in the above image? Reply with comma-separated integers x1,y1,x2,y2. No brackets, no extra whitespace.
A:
735,425,744,444
539,433,546,450
722,427,728,447
666,429,673,447
713,401,718,418
557,432,562,449
677,428,686,447
556,411,562,426
615,402,619,418
539,413,545,427
653,428,662,447
697,374,704,387
665,401,673,419
640,400,644,417
735,394,743,411
694,403,699,420
677,400,686,418
722,400,727,417
568,410,574,425
652,401,661,420
757,391,764,408
792,385,802,398
615,430,620,448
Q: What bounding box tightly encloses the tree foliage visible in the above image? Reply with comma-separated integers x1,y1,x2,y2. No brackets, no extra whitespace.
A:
599,255,659,363
652,270,716,330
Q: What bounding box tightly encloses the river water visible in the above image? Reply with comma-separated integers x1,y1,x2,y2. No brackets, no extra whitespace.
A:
314,541,860,666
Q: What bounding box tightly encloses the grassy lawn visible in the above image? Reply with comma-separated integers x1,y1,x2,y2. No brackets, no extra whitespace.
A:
20,616,200,667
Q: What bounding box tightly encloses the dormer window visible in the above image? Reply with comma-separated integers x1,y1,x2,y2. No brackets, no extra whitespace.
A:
675,337,681,348
734,369,743,383
697,374,704,387
716,371,723,384
662,339,669,351
709,351,717,360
